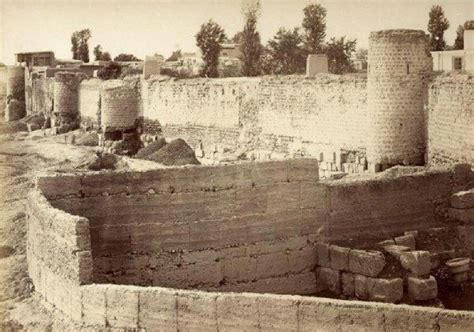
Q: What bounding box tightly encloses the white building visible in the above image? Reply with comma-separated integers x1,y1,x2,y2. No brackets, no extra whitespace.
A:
431,22,474,72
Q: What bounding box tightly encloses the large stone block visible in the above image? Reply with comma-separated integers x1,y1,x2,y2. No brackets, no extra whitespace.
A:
354,274,369,300
341,272,355,297
400,251,431,277
316,242,330,267
106,286,139,328
394,234,416,250
329,245,350,271
258,295,298,331
139,288,177,331
450,189,474,209
449,207,474,223
316,267,341,294
306,54,329,77
5,99,25,121
81,285,106,327
407,276,438,301
177,291,218,331
348,250,385,277
366,278,403,303
216,294,259,331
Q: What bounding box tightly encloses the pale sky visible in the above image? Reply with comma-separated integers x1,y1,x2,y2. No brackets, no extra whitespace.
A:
0,0,472,65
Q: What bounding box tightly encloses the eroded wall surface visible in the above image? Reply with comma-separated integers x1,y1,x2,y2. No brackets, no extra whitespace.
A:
0,67,6,114
428,74,474,165
78,78,101,127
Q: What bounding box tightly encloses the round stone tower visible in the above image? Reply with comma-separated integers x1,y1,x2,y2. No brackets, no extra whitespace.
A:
101,80,140,131
367,29,432,170
54,72,81,114
6,66,25,101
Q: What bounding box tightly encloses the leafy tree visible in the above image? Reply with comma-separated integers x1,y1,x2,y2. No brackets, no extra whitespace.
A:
454,24,464,50
267,27,306,74
260,46,276,74
428,5,450,51
196,20,226,77
114,54,141,62
325,36,357,74
71,29,91,63
167,50,182,62
232,32,244,44
302,3,327,53
97,62,122,80
93,45,112,61
240,0,263,76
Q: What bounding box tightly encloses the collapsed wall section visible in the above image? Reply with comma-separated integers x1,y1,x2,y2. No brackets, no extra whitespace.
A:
428,74,474,165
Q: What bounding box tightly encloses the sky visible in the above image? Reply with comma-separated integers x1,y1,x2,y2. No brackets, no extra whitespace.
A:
0,0,472,64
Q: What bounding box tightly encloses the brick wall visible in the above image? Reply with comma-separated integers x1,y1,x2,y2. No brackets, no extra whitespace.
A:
428,74,474,165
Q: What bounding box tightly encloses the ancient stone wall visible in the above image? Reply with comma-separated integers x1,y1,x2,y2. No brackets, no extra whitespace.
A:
28,162,474,329
54,72,81,115
367,30,432,167
79,78,101,128
6,66,26,101
31,75,54,116
428,74,474,165
142,75,368,166
0,67,6,115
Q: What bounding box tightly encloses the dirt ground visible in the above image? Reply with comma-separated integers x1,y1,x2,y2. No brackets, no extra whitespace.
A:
0,123,166,330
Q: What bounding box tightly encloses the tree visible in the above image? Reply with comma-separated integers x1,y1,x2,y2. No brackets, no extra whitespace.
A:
240,0,263,76
232,32,244,44
97,62,122,80
454,24,464,50
93,45,112,61
71,29,91,63
167,50,182,62
325,36,357,74
428,5,450,51
196,20,226,77
114,54,141,62
267,27,306,74
302,3,327,54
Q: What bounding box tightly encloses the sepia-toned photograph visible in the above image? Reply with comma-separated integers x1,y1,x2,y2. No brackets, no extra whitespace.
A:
0,0,473,330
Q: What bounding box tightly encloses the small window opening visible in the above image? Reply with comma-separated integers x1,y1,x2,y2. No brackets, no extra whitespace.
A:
453,57,463,71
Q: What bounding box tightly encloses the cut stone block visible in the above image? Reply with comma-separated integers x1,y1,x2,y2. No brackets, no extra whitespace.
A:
449,208,474,223
139,288,177,331
378,239,395,247
450,189,474,209
394,234,416,250
367,278,403,303
348,250,385,277
316,267,340,294
354,274,368,300
383,245,410,259
400,251,431,277
216,294,259,331
329,245,349,271
316,242,330,267
342,272,354,297
106,287,139,328
408,276,438,301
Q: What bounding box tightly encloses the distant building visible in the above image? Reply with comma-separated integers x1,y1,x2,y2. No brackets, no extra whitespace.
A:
219,43,242,59
431,20,474,72
15,51,56,68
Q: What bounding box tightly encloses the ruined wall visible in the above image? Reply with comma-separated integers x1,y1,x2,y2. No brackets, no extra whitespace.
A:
428,74,474,165
0,67,6,114
142,75,368,163
79,78,101,128
54,72,81,114
101,79,141,130
46,160,323,294
367,30,432,167
6,66,25,101
31,75,54,116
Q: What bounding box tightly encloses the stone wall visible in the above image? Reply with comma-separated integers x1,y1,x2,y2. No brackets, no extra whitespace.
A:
31,75,54,117
78,78,101,128
27,164,474,329
142,75,368,165
0,67,6,115
45,159,323,294
428,73,474,165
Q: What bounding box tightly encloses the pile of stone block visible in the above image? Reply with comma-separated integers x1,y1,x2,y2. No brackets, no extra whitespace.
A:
316,243,405,303
449,189,474,225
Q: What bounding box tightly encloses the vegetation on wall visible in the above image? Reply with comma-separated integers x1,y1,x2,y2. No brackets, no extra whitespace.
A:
114,54,141,62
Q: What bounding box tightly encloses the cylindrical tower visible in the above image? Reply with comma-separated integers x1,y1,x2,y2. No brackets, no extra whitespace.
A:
367,30,432,169
101,80,140,130
6,66,25,101
54,72,81,114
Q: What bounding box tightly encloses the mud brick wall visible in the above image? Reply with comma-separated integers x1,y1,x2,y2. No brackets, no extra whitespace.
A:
428,74,474,165
79,78,101,127
46,159,323,294
26,189,92,321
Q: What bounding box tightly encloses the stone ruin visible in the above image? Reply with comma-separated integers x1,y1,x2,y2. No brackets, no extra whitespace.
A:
0,29,472,330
